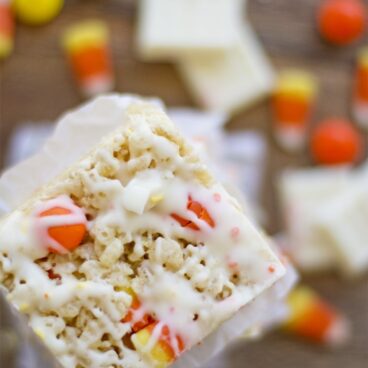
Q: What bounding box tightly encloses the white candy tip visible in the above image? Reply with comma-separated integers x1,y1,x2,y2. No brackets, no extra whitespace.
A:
274,126,306,153
353,103,368,130
325,316,351,347
81,75,114,98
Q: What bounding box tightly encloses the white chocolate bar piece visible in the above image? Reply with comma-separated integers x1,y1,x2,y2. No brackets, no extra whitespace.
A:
280,165,368,277
318,181,368,277
279,168,352,272
178,22,275,115
137,0,244,60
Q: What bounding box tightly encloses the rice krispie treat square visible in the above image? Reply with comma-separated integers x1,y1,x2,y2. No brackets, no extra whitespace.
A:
0,102,284,368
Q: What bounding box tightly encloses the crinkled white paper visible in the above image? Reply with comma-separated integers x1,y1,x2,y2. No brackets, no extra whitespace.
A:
0,95,163,214
5,122,54,168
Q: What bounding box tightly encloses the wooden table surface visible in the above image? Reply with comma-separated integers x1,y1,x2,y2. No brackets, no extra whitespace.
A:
0,1,367,367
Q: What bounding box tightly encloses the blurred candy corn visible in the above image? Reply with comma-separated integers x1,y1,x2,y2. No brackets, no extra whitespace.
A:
283,286,351,346
171,195,215,231
62,20,114,97
272,70,318,152
122,289,186,367
353,47,368,128
131,322,185,368
122,293,155,333
0,0,14,59
13,0,63,26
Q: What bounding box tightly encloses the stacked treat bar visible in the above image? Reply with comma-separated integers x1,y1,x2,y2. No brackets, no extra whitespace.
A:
0,98,286,368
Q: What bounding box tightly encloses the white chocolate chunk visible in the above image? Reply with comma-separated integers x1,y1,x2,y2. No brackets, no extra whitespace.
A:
318,182,368,277
178,23,275,115
279,168,352,272
279,165,368,277
137,0,244,60
122,171,163,214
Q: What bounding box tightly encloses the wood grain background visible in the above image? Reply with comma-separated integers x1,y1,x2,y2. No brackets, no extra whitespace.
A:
0,1,367,367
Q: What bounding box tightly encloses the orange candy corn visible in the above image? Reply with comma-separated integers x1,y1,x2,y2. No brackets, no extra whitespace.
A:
171,196,215,231
39,206,86,253
283,286,350,346
122,295,155,333
0,1,14,59
36,197,87,254
187,196,215,228
353,47,368,129
132,322,185,366
62,20,114,97
272,70,318,152
170,213,200,231
122,289,185,367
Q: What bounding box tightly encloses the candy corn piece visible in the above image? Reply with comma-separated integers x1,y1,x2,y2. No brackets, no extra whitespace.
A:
131,322,185,368
121,291,155,333
171,195,215,231
62,20,114,97
0,0,14,59
34,195,87,254
283,286,351,346
353,47,368,129
272,70,317,152
13,0,63,26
